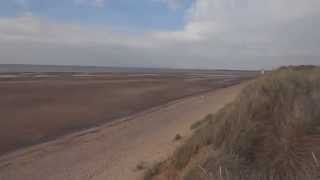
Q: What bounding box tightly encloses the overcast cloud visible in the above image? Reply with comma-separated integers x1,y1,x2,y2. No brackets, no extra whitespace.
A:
0,0,320,69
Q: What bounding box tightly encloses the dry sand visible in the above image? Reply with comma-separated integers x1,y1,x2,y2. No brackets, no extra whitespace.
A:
0,83,246,180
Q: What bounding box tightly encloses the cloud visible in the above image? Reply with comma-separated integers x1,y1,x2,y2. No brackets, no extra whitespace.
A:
15,0,28,8
152,0,184,10
0,0,320,69
74,0,107,8
175,0,320,57
0,15,155,48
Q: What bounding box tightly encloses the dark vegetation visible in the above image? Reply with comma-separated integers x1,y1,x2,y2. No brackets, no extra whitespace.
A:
174,134,183,141
136,161,148,171
190,114,214,130
146,66,320,180
144,161,164,180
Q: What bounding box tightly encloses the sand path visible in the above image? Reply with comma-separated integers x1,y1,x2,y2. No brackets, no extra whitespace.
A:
0,83,245,180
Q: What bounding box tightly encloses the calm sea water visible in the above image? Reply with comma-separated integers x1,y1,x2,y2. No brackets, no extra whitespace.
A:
0,64,162,73
0,64,257,78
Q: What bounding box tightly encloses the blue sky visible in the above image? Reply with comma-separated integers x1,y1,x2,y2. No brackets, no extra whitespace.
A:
0,0,319,69
1,0,193,32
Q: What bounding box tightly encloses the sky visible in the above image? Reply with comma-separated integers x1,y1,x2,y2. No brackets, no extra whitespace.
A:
0,0,319,70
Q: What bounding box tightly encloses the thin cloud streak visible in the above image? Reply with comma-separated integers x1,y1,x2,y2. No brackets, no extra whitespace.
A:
74,0,107,8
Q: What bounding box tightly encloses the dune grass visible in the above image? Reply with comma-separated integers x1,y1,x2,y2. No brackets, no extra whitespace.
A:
146,66,320,180
144,161,164,180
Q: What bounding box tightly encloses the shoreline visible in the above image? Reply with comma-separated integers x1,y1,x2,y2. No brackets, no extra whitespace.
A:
0,81,246,160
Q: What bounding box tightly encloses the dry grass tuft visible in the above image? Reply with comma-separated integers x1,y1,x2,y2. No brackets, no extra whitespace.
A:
136,161,147,171
190,114,214,130
174,134,183,141
143,161,164,180
172,66,320,180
